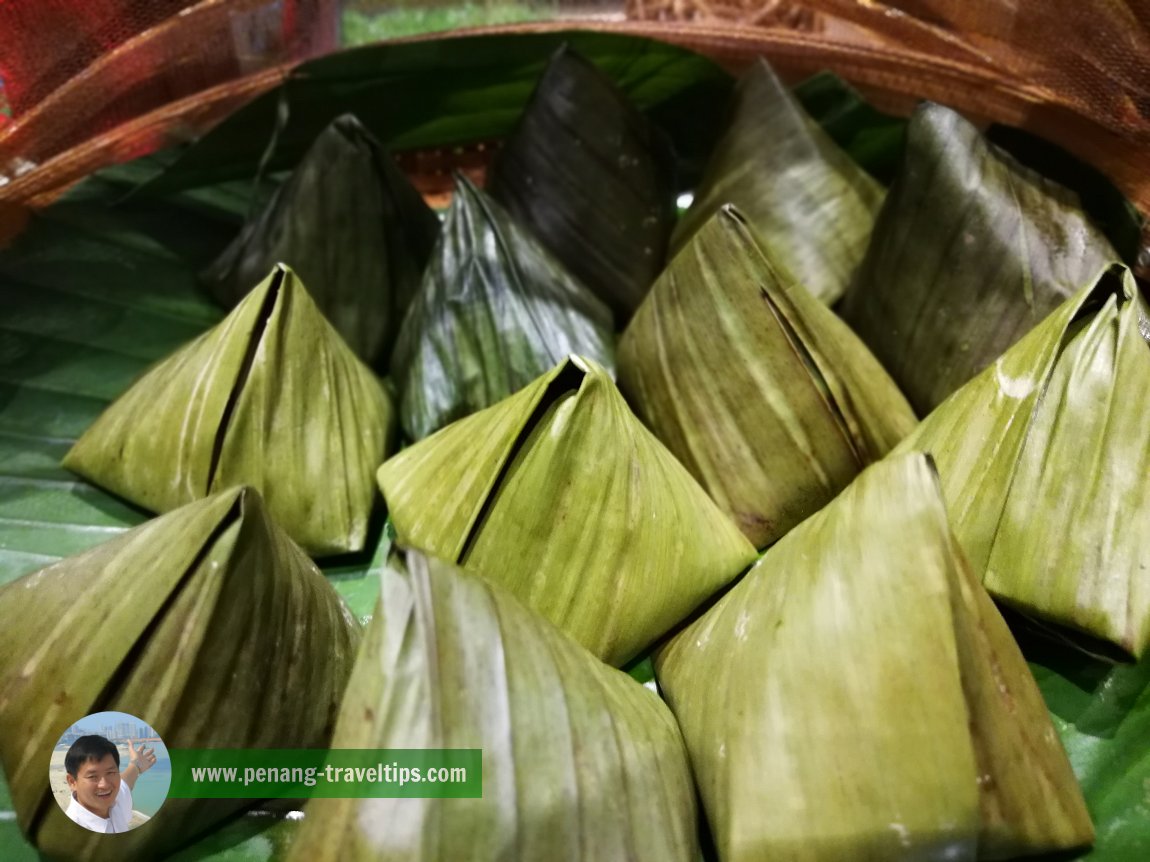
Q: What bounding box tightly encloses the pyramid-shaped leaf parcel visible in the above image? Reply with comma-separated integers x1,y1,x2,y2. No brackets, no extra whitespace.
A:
839,102,1117,414
286,550,699,862
377,355,758,667
671,58,884,305
391,173,615,441
489,45,677,323
655,453,1092,862
63,264,395,556
620,206,915,549
203,113,440,369
0,487,360,862
893,264,1150,657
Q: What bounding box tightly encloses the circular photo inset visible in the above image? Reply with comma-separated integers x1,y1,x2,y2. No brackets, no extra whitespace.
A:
50,711,170,834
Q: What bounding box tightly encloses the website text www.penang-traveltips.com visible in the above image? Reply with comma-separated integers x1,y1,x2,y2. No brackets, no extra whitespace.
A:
190,762,469,788
168,749,483,799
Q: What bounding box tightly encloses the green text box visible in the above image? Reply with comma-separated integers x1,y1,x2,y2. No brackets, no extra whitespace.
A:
169,749,481,799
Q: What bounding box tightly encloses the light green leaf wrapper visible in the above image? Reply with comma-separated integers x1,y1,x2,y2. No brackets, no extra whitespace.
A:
621,206,915,548
656,454,1091,862
378,355,757,666
895,265,1150,656
286,550,699,862
0,488,360,862
63,265,396,556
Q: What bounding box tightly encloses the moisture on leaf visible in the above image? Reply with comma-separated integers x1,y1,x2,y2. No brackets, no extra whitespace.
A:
377,355,757,667
656,454,1092,862
894,265,1150,657
839,102,1118,414
63,264,396,556
489,44,677,323
286,550,699,862
391,173,615,441
672,58,884,305
0,487,360,862
202,114,440,369
619,206,916,549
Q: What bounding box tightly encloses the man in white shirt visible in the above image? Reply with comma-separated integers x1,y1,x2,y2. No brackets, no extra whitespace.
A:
63,735,157,833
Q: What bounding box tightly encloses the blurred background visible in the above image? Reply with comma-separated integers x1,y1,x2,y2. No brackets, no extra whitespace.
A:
0,0,1147,231
0,0,621,131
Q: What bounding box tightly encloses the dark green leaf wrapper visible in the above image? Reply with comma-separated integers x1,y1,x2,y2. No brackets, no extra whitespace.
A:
136,33,731,196
791,71,907,185
839,103,1117,414
392,174,615,441
203,114,439,369
673,59,885,305
490,45,677,322
1,31,1146,862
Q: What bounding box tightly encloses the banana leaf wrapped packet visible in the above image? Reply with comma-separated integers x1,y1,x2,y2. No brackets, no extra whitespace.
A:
377,355,758,666
489,45,677,323
672,58,884,305
391,173,615,441
619,205,916,549
62,264,395,556
839,102,1117,413
893,264,1150,656
0,487,360,862
656,453,1092,862
287,550,699,862
203,113,439,368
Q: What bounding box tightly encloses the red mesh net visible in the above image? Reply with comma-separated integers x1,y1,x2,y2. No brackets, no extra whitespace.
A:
0,0,199,118
624,0,1150,257
0,0,1147,257
0,0,339,189
624,0,1150,146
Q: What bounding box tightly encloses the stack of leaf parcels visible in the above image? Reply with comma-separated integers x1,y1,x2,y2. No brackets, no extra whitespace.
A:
620,206,916,549
490,45,677,322
287,551,699,862
656,454,1092,861
203,113,439,368
62,265,395,556
672,58,885,305
377,355,758,666
391,174,615,440
839,102,1117,413
895,266,1150,656
3,40,1139,862
0,488,360,861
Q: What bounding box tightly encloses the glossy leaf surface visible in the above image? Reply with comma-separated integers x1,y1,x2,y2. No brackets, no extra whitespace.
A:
392,174,614,440
673,59,884,304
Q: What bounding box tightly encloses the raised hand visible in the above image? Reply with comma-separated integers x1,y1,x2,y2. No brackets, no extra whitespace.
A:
127,738,157,775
